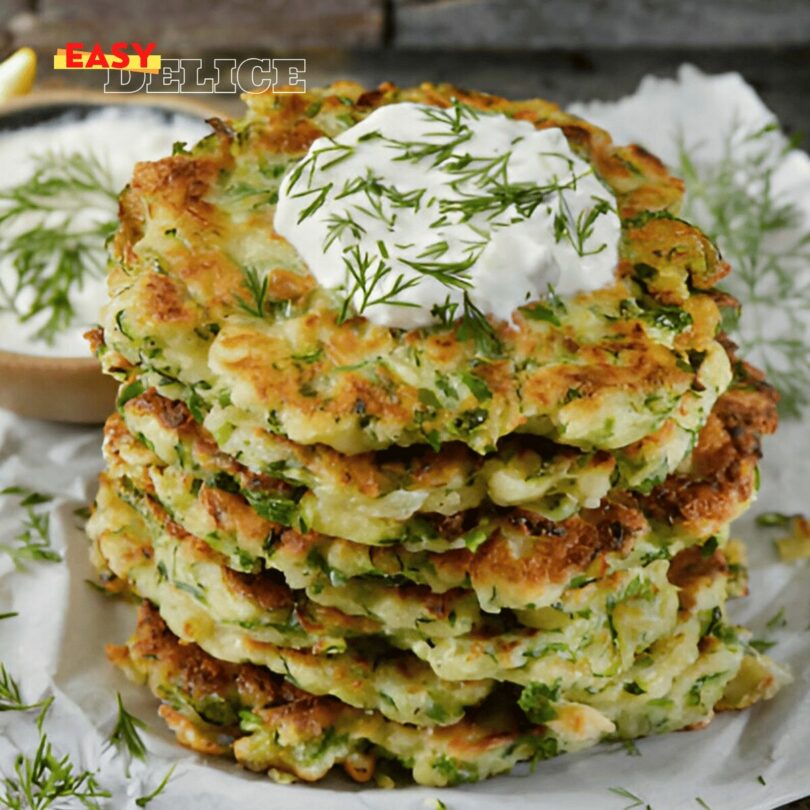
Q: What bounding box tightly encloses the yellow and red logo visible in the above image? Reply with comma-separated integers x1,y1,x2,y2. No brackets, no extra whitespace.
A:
53,42,161,74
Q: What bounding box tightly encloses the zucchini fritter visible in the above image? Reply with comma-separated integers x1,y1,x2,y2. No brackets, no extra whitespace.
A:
98,83,731,456
111,603,787,786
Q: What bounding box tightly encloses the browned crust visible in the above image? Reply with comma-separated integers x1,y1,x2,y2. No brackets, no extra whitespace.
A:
667,545,729,611
104,355,777,601
470,501,647,597
640,377,778,536
114,602,307,712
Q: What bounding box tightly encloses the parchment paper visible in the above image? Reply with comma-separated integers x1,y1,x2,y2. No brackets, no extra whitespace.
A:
0,66,807,809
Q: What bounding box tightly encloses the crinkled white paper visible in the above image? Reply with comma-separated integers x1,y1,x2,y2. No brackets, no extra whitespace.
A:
1,67,808,810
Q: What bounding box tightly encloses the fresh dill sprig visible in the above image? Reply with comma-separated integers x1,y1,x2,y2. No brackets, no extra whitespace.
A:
765,606,787,631
554,193,612,256
0,662,52,728
457,294,502,356
400,253,478,288
0,150,119,345
135,764,176,808
337,246,420,323
323,211,366,251
430,293,502,358
0,733,110,810
235,266,270,319
677,121,810,415
0,664,29,712
292,181,333,224
390,129,473,167
109,693,147,761
285,140,355,193
436,171,588,223
443,151,511,189
608,785,653,810
0,487,61,570
421,98,482,132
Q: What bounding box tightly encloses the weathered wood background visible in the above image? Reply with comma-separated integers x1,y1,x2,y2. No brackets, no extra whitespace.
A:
0,0,808,135
0,1,808,805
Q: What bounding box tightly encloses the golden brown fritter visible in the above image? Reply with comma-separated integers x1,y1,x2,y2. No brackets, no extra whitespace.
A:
98,82,732,456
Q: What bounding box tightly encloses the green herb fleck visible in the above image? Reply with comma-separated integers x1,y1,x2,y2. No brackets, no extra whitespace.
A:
0,487,60,570
518,680,561,724
756,512,792,528
135,764,176,808
609,786,653,809
109,693,147,761
766,607,787,631
235,265,270,319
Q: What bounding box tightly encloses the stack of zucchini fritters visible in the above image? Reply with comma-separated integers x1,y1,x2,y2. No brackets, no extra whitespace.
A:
87,83,789,787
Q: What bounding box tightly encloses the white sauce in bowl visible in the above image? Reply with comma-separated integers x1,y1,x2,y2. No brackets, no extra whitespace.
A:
0,106,209,357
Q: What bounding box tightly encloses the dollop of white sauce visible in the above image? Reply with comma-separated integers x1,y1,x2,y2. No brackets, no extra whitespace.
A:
275,102,621,329
0,107,209,357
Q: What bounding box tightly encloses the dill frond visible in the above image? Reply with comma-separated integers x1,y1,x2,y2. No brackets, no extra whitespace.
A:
677,122,810,416
0,487,60,570
135,764,176,808
109,693,147,761
0,150,119,345
0,732,110,809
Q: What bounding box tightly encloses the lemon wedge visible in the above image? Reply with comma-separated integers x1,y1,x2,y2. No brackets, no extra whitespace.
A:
0,47,37,104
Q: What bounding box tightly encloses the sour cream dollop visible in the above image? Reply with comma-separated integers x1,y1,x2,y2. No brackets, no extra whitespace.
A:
274,101,621,329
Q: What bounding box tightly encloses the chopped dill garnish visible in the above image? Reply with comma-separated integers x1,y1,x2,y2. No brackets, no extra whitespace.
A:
677,122,810,415
337,246,420,324
109,693,147,761
281,98,611,354
553,194,612,256
0,487,61,570
435,171,587,223
135,764,176,808
0,150,119,344
756,511,793,528
0,732,110,809
748,638,777,653
323,211,366,251
235,266,270,319
765,606,787,631
457,294,501,356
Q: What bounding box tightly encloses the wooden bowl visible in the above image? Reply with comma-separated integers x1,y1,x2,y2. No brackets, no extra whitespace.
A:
0,350,118,424
0,90,226,423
